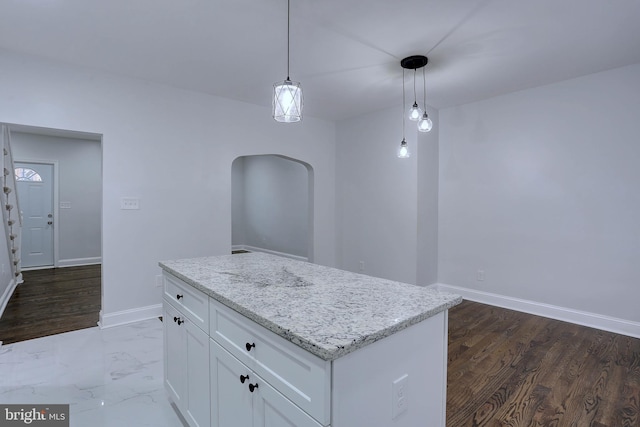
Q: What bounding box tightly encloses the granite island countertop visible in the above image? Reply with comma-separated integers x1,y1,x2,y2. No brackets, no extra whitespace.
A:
159,252,462,361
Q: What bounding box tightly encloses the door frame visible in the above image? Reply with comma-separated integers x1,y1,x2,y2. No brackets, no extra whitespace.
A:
15,158,60,270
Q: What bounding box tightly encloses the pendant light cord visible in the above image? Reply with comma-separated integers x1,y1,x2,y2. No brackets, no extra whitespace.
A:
413,69,418,105
422,67,427,110
402,68,406,139
286,0,290,80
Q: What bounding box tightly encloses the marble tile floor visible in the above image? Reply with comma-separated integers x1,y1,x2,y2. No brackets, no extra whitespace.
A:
0,318,187,427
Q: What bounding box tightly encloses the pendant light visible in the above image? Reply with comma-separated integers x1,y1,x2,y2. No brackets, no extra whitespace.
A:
401,55,433,133
417,66,433,132
408,68,423,121
398,69,410,158
273,0,303,123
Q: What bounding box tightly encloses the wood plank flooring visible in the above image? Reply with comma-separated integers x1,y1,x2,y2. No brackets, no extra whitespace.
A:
0,265,101,344
447,300,640,427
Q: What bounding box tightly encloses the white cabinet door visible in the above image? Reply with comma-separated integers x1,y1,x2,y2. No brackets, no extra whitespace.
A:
253,379,323,427
164,303,186,407
185,321,210,427
211,339,322,427
211,340,253,427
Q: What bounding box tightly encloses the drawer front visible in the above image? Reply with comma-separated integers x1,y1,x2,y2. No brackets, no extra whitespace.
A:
164,272,209,333
210,298,330,425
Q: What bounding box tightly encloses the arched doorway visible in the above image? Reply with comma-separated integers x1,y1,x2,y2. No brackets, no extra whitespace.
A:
231,154,313,261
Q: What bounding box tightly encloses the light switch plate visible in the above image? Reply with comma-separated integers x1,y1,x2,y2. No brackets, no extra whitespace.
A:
120,197,140,210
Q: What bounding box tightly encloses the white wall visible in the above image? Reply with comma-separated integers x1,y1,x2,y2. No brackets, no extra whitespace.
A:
417,108,439,286
336,106,420,285
12,132,102,265
232,155,309,259
231,157,246,247
438,63,640,324
0,49,336,326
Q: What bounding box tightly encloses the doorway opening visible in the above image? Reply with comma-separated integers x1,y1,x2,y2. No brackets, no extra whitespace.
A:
0,123,103,343
231,155,314,262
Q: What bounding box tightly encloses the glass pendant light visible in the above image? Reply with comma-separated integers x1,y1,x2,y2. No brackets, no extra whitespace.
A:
418,113,433,132
418,67,432,132
398,69,410,158
408,69,422,121
273,0,302,122
274,80,302,122
398,139,410,158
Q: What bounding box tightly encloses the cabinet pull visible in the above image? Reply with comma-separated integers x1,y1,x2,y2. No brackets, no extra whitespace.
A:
173,316,184,325
176,294,184,300
240,374,249,384
249,383,259,393
245,342,255,352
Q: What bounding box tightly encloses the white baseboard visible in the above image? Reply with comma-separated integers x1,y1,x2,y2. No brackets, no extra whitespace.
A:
99,304,162,329
232,245,308,262
0,278,17,320
434,283,640,339
57,257,102,268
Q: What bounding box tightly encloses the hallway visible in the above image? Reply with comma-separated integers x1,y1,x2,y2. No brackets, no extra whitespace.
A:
0,265,100,344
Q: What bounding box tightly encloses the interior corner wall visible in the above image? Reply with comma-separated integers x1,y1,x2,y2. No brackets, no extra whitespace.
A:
11,132,102,265
416,107,439,286
231,156,246,247
438,63,640,323
0,49,337,324
336,106,419,285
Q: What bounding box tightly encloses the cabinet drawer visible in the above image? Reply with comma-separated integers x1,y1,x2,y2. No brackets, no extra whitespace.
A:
210,298,330,425
164,272,209,333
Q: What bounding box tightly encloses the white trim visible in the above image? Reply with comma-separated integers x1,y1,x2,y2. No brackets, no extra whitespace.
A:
0,277,17,319
98,304,162,329
433,283,640,339
57,257,102,268
20,266,53,271
232,245,308,262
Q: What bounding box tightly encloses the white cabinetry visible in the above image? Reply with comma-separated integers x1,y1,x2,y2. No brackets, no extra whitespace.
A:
209,298,330,425
210,340,322,427
163,302,185,407
163,270,450,427
163,273,210,427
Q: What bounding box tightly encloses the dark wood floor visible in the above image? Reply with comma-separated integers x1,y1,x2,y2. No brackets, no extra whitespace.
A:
0,265,101,344
447,300,640,427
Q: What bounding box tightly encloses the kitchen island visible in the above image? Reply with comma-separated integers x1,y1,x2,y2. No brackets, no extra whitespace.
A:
159,252,461,427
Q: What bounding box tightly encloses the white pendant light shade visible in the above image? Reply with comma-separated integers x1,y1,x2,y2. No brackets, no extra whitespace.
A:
397,139,410,158
273,79,303,122
418,112,433,132
408,102,422,121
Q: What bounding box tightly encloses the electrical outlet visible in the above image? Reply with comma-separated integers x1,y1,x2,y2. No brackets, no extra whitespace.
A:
155,275,163,287
358,261,365,272
476,269,485,281
392,374,409,419
120,197,140,210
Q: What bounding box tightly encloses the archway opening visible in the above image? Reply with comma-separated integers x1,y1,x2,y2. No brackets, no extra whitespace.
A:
232,154,313,261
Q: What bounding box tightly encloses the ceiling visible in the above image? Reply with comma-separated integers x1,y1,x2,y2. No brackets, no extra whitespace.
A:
1,0,639,121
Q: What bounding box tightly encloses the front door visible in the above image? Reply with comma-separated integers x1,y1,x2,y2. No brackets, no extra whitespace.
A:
15,162,54,268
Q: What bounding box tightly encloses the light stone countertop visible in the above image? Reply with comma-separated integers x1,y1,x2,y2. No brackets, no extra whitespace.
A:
159,252,462,361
